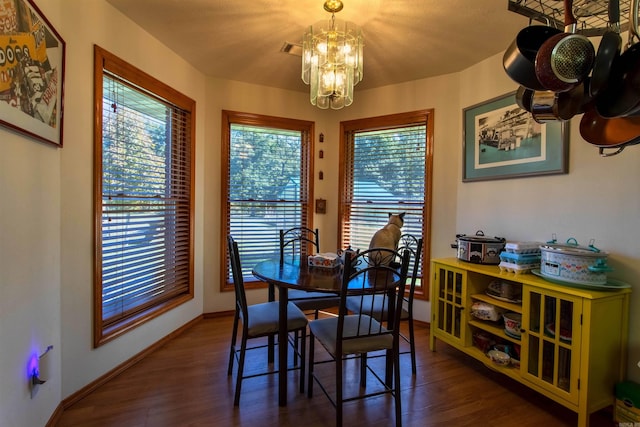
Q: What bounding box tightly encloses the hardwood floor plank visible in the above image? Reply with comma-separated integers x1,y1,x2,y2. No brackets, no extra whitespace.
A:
55,316,616,426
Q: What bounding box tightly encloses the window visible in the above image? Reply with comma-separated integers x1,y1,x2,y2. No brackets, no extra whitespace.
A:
221,111,313,290
339,110,433,297
93,46,195,346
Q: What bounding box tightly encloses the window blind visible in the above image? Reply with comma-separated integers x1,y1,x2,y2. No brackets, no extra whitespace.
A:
225,122,311,283
99,71,192,327
341,121,428,283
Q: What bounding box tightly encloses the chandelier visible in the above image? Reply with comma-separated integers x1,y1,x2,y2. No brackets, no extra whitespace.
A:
301,0,363,109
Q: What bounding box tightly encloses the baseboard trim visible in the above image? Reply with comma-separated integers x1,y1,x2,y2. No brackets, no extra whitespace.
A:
57,315,203,411
203,309,234,319
414,318,429,328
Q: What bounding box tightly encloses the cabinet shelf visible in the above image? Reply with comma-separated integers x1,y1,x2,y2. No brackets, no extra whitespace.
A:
469,319,522,344
471,293,522,313
430,257,631,427
465,346,522,381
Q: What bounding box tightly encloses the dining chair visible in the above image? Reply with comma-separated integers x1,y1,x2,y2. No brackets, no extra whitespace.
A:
226,235,308,406
307,247,411,427
345,234,423,374
279,227,341,317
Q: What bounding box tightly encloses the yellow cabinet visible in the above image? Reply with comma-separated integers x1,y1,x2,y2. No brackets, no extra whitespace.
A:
430,265,466,347
521,287,582,405
430,258,631,427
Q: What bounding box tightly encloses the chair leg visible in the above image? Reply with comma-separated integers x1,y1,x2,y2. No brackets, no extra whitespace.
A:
268,334,275,365
360,353,367,387
227,311,239,376
408,318,417,375
307,332,315,398
234,334,248,406
394,346,403,427
336,357,343,427
293,330,300,366
299,328,306,393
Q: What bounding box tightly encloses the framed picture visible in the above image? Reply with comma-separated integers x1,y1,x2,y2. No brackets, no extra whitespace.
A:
0,0,66,147
462,92,568,182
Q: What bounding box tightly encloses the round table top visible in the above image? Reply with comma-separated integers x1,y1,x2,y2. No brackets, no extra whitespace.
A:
252,259,342,293
252,258,402,294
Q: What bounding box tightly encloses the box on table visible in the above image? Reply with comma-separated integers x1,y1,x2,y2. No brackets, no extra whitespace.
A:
307,253,340,268
615,381,640,423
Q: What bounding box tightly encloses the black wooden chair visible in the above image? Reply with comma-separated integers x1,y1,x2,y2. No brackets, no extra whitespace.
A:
345,234,423,374
227,235,308,405
279,227,340,317
307,247,410,427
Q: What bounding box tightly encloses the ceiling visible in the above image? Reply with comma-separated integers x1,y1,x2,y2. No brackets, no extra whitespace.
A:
106,0,533,93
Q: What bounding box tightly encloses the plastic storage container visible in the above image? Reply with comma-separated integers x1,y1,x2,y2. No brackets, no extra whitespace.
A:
503,242,543,254
499,251,541,274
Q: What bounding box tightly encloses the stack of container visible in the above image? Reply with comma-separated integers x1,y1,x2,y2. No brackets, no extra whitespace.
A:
498,241,542,274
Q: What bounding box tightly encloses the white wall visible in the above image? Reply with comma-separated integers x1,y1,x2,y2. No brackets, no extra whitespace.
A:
58,0,207,399
0,121,62,426
0,4,63,427
1,1,639,425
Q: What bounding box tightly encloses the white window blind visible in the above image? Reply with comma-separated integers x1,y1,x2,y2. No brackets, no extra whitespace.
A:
341,115,431,287
225,120,311,283
343,125,426,249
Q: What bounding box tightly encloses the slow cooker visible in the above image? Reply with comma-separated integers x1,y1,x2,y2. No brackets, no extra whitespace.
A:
452,230,506,265
539,238,611,286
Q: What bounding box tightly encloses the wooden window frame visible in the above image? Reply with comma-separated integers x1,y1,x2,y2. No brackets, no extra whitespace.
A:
220,110,314,292
338,110,434,300
93,46,195,347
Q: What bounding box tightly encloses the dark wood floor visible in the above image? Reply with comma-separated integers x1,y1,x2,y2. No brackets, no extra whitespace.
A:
55,315,616,427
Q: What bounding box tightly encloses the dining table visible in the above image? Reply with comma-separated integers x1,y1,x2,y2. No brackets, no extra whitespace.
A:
252,257,401,407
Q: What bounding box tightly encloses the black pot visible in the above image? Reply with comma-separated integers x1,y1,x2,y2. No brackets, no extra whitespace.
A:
451,230,506,264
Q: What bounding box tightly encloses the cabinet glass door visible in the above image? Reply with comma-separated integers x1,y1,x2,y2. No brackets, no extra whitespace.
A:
435,266,465,343
522,287,581,404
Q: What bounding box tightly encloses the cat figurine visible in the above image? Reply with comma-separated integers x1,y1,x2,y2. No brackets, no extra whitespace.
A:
369,212,405,265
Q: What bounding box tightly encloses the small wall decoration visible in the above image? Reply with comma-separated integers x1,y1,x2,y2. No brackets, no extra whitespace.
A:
462,92,568,182
315,198,326,214
0,0,66,147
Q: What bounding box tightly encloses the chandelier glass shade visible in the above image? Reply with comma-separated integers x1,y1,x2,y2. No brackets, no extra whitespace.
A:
301,1,363,109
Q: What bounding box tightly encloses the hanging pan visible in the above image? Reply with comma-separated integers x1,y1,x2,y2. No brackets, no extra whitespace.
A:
530,79,589,122
516,85,535,112
596,0,640,118
535,0,595,92
580,105,640,156
589,0,622,98
503,18,562,90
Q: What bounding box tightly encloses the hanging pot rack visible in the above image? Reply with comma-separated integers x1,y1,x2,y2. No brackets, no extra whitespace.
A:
508,0,631,37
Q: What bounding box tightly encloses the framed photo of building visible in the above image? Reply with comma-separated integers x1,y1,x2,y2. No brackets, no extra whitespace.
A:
0,0,66,147
462,92,568,182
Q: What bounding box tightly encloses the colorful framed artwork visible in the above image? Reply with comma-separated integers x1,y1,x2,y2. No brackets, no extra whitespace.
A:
0,0,66,147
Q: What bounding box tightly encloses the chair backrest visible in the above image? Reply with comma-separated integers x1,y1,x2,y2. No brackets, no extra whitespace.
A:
279,227,320,264
227,235,249,322
338,247,411,353
398,234,423,304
